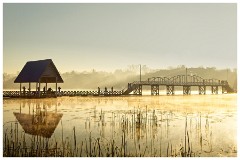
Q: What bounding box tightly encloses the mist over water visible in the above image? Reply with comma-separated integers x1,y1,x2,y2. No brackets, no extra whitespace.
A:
3,94,237,157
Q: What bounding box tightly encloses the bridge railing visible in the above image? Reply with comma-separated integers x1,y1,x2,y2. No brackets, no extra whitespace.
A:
131,81,222,86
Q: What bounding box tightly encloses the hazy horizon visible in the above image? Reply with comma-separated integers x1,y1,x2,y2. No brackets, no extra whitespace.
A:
3,3,237,74
2,64,237,75
4,65,237,91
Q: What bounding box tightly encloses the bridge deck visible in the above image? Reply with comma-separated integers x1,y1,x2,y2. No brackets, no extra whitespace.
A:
123,74,234,95
4,74,234,98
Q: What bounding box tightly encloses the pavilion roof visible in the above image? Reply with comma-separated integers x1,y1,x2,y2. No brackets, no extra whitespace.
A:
14,59,64,83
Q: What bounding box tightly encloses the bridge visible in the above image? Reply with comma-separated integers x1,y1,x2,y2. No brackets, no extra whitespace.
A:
123,74,234,95
3,74,235,98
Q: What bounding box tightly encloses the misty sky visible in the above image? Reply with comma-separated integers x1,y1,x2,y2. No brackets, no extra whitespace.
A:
3,3,237,74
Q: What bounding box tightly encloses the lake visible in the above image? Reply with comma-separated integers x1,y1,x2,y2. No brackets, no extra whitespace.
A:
3,94,237,157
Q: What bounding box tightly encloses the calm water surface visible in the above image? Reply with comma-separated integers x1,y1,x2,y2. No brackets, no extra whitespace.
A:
3,94,237,157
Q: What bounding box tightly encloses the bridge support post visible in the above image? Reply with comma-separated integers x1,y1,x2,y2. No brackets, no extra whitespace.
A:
166,85,174,95
183,86,191,95
222,86,226,94
198,86,206,95
151,85,159,95
133,85,142,95
211,86,218,94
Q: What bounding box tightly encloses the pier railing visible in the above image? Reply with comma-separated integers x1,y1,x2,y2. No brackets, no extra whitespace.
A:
3,75,234,98
60,90,123,96
3,90,124,98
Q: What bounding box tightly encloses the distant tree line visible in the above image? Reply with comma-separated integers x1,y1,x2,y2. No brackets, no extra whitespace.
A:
3,65,237,91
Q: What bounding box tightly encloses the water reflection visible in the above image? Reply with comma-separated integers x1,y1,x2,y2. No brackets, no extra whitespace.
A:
3,95,237,157
13,102,63,138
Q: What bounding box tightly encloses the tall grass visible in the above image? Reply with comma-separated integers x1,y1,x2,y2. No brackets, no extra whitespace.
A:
4,107,231,157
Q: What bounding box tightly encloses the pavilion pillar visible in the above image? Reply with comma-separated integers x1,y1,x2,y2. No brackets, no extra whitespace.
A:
36,82,38,91
56,77,58,96
46,83,48,90
29,82,31,93
39,82,41,97
20,83,22,96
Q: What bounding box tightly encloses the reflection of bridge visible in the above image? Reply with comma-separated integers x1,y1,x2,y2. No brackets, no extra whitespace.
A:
123,74,234,95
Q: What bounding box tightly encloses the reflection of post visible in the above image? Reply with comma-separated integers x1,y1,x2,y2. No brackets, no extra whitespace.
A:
28,102,31,115
45,103,48,116
136,125,140,141
20,103,22,114
14,101,63,139
32,105,34,123
94,106,96,119
55,104,57,113
102,123,105,138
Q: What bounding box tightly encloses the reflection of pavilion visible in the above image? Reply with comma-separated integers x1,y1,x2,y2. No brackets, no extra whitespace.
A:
13,103,63,138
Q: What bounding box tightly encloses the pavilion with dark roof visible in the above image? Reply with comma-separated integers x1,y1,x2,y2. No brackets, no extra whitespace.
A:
14,59,64,97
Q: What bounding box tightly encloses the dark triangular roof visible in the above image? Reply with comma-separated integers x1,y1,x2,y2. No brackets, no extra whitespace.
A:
14,59,64,83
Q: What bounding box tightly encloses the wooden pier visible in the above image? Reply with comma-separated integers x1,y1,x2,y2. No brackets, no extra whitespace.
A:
3,74,235,98
3,90,123,98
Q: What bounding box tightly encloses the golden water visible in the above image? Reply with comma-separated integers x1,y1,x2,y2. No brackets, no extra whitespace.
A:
3,94,237,157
